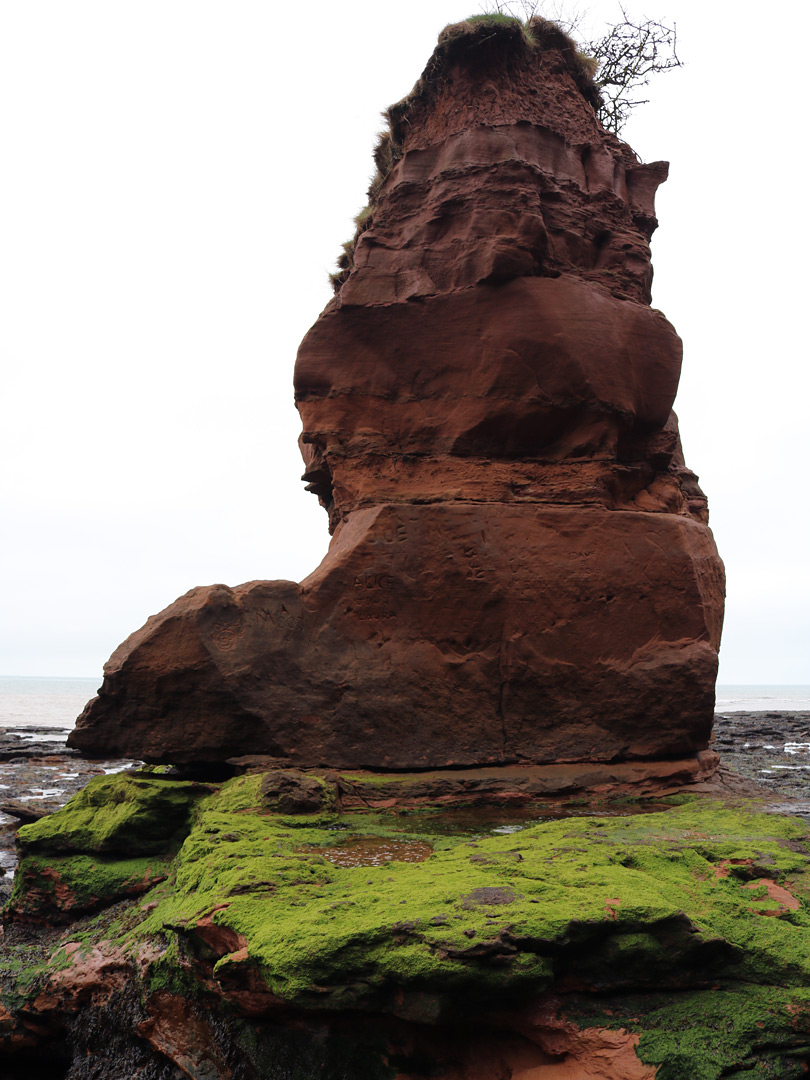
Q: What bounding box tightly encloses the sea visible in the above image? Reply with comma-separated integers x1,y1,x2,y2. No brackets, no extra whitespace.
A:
714,685,810,713
0,676,100,729
1,677,810,730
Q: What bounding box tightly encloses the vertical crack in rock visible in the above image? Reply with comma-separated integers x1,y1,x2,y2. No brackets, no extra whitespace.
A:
498,634,509,760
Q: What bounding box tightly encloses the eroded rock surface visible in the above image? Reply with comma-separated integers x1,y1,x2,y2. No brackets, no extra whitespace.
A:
69,16,724,773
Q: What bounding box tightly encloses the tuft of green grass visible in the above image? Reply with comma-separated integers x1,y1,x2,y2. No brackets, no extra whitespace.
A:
353,204,373,228
464,13,523,27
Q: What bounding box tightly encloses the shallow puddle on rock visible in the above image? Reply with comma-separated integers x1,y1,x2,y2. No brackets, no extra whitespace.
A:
304,837,434,867
297,802,674,867
374,802,674,838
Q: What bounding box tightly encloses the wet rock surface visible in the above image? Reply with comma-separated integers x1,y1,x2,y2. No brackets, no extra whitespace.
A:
2,713,809,906
4,752,810,1079
713,711,810,807
0,728,138,900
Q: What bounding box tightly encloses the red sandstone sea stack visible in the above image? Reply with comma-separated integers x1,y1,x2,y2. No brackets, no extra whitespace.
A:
69,17,724,775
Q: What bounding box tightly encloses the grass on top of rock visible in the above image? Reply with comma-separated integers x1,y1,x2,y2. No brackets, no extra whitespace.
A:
331,12,598,293
460,13,532,37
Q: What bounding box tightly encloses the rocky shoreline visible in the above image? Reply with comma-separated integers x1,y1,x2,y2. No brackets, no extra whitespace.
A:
712,710,810,805
1,712,808,903
0,728,139,899
4,722,810,1079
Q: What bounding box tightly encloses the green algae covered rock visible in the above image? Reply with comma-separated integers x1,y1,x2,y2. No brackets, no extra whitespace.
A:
16,774,214,855
3,772,810,1078
139,779,810,1013
6,774,215,920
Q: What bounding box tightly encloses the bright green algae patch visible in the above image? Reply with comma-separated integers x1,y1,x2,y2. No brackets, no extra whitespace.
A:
562,985,810,1080
9,851,174,919
141,784,810,1005
6,772,810,1076
16,774,214,855
7,774,215,917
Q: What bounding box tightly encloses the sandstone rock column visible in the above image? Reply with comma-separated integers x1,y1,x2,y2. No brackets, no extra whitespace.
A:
69,17,724,771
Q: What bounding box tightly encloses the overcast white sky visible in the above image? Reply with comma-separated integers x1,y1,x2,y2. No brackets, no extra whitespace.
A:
1,0,807,684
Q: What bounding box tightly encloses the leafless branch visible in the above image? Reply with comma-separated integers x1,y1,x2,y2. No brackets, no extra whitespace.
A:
582,5,681,132
476,1,683,134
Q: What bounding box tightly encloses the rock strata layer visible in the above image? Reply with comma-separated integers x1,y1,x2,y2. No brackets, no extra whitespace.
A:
69,17,724,771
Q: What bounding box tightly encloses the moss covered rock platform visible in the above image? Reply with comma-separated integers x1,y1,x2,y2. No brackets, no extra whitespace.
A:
2,770,810,1078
